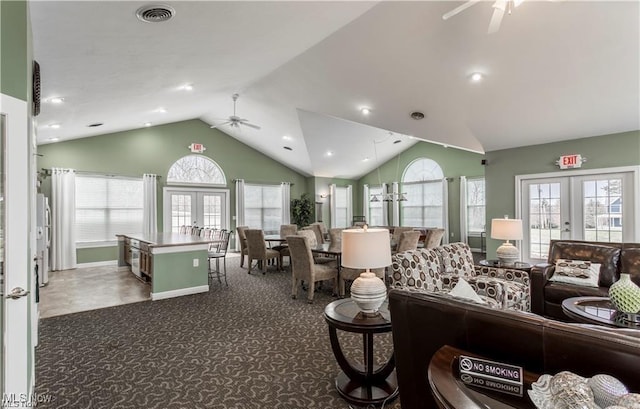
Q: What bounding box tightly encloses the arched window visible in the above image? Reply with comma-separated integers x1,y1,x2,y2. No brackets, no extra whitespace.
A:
167,155,226,186
401,158,447,230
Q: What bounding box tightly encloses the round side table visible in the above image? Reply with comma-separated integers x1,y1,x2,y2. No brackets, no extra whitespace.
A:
323,298,398,406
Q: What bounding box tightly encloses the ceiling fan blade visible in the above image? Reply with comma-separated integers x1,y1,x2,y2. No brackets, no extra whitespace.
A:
210,121,231,129
488,3,506,33
240,122,261,130
442,0,482,20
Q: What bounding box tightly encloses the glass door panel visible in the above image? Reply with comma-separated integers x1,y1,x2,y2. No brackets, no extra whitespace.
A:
170,193,193,233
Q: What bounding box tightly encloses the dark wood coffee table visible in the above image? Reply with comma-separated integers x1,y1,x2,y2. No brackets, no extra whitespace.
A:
562,296,640,329
323,298,398,407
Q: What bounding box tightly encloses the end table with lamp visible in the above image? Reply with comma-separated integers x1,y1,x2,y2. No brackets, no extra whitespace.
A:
323,226,398,406
490,217,523,267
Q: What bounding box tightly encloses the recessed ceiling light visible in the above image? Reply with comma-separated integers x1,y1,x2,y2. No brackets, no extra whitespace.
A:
48,97,64,104
144,122,152,127
360,107,371,115
326,151,333,157
49,123,61,129
181,84,193,91
48,137,59,142
282,135,292,141
362,157,370,162
283,146,293,151
470,72,483,82
155,107,167,113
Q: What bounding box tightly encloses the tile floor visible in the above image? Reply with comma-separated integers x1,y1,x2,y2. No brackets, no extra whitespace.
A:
38,265,151,318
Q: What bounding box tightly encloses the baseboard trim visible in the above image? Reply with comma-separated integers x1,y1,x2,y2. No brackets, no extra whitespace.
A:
151,285,209,301
77,260,118,268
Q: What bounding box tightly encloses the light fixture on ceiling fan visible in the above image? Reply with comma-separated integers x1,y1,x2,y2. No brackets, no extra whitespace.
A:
442,0,526,34
210,93,261,130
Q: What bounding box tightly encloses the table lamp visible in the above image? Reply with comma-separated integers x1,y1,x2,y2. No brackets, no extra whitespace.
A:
491,216,523,267
342,226,392,314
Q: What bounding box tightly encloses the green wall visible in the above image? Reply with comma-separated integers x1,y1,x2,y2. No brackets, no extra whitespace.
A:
484,130,640,257
1,0,28,100
37,119,310,262
357,141,485,242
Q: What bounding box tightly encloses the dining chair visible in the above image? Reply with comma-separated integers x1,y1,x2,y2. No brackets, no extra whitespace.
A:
286,235,337,303
423,228,445,248
298,230,333,264
245,229,281,274
276,224,298,267
236,226,249,268
395,230,422,253
208,230,231,286
329,228,344,244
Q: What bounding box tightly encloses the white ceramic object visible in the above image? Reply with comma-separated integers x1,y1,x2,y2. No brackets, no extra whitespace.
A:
588,374,629,408
350,272,387,313
616,393,640,409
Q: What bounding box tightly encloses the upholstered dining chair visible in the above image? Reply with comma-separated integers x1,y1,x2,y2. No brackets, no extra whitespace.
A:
298,230,333,264
245,229,281,274
236,226,249,268
423,228,445,248
302,224,324,245
391,226,414,251
395,230,422,254
329,228,344,244
286,235,338,303
276,224,298,267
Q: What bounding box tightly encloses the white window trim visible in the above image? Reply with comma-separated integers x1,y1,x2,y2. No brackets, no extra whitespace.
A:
515,165,640,243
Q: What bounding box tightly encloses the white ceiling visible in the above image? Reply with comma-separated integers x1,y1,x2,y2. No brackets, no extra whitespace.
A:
31,1,640,179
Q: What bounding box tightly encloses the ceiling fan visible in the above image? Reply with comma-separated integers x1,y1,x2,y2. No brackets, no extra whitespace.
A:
442,0,525,34
210,93,261,130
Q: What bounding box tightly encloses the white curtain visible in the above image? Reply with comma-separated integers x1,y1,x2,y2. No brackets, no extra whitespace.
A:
281,182,291,224
329,184,337,228
392,182,400,226
363,184,370,223
51,168,77,271
142,174,158,235
235,179,245,251
442,178,450,244
460,176,468,244
346,185,353,226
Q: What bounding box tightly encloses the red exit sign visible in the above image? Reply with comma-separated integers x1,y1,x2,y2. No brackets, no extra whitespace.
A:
557,154,583,169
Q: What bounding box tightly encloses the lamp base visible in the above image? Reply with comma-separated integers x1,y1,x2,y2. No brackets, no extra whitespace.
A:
496,242,519,267
350,272,387,313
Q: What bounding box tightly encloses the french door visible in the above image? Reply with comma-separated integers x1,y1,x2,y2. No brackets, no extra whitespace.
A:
163,187,230,233
519,169,638,263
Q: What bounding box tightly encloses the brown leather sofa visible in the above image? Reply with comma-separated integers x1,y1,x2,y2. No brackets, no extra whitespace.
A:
530,240,640,320
388,288,640,409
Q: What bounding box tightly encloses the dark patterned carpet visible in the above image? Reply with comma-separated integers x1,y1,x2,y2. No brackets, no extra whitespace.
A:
35,256,402,409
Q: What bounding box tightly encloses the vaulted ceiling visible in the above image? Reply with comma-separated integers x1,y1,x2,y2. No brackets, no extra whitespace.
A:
31,1,640,179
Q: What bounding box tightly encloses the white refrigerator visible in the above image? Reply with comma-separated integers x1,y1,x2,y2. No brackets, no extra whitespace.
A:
36,193,51,287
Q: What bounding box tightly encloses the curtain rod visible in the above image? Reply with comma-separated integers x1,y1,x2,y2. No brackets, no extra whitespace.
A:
233,179,294,186
39,168,162,179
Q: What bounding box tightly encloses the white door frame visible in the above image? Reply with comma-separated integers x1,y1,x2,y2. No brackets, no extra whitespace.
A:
1,94,34,398
515,166,640,260
162,186,230,232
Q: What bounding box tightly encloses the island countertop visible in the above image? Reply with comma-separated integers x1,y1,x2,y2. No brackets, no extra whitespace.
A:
116,232,214,248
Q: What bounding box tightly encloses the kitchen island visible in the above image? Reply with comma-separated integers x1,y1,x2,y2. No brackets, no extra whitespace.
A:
117,233,211,301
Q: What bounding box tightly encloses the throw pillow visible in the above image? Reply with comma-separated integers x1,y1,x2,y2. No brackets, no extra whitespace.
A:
550,259,601,287
449,277,486,304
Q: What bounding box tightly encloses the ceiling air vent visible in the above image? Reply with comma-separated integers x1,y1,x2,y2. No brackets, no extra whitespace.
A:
136,4,175,23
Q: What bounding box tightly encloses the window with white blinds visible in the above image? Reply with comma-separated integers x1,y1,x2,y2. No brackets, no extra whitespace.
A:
244,183,283,235
334,186,349,228
76,175,143,245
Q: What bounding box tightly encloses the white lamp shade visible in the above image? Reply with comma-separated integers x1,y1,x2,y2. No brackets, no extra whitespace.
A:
341,228,391,269
491,218,523,240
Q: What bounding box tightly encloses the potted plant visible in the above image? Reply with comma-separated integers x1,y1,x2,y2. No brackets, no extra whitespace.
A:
291,193,314,227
